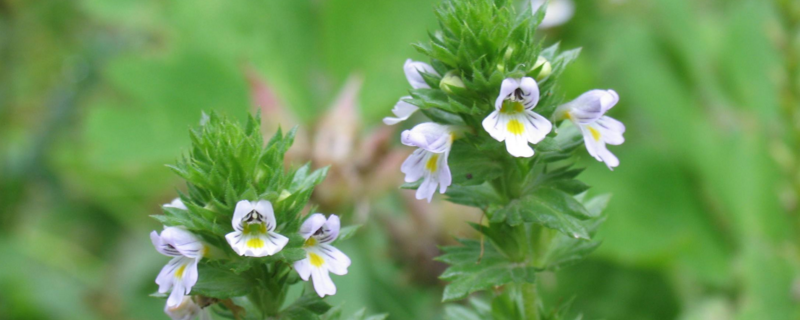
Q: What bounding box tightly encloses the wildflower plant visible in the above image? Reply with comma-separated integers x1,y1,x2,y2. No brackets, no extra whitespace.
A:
385,0,624,318
149,112,381,320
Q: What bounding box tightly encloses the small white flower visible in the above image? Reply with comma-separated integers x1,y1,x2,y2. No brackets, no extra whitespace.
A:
151,227,205,308
383,96,419,125
163,198,188,210
404,59,439,89
482,77,552,157
530,0,575,29
555,89,625,169
225,200,289,257
164,296,211,320
400,122,454,202
294,214,351,297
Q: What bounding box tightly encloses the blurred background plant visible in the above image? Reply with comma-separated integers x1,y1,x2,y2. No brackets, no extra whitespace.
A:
0,0,798,319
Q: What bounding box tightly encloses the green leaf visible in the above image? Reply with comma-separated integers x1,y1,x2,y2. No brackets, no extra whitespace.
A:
334,225,361,244
445,183,502,209
191,262,254,299
491,187,591,239
437,239,537,302
448,140,504,185
283,293,332,316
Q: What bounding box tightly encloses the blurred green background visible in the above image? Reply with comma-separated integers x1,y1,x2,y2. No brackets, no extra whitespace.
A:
2,0,799,319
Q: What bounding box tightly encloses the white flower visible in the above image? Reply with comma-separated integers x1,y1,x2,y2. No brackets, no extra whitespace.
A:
482,77,552,157
164,198,187,210
294,214,351,297
225,200,289,257
164,296,211,320
383,96,419,125
555,89,625,169
400,122,454,202
530,0,575,29
404,59,439,89
151,227,205,308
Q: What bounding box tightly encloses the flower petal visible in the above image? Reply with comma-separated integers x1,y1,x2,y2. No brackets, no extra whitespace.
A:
404,59,438,89
318,215,340,244
180,259,199,295
482,110,507,141
254,200,277,231
164,198,187,210
505,128,535,157
226,231,287,257
400,122,452,153
151,231,181,257
231,200,254,231
318,244,351,276
417,169,440,202
532,0,575,29
164,296,201,320
294,258,312,281
518,77,540,110
299,214,327,240
383,97,419,125
160,227,205,259
310,267,336,297
594,116,625,145
494,78,520,110
437,152,452,194
521,110,552,144
167,284,186,309
557,89,619,124
401,149,427,183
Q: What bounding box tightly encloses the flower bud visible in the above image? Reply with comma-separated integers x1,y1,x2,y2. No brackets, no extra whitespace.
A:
439,70,465,94
532,56,552,80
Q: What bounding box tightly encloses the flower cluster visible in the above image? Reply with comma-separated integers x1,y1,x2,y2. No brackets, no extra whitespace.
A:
147,113,360,320
151,198,350,319
386,60,625,202
384,1,624,318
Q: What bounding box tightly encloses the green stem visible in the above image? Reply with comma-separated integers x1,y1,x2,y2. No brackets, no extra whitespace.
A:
521,281,540,320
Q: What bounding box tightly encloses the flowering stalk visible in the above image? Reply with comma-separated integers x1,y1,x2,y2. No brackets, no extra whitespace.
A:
385,0,624,319
149,112,382,320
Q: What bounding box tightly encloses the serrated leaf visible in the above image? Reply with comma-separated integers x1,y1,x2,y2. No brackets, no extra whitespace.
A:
445,183,502,208
283,293,332,316
491,187,590,239
191,262,254,299
448,141,504,185
438,239,537,302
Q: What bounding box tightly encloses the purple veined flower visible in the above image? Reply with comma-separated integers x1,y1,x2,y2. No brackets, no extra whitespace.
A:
151,227,206,308
293,214,351,297
400,122,455,202
482,77,553,158
555,89,625,170
225,200,289,257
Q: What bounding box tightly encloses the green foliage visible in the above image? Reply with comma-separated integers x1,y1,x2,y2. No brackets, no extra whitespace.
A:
400,0,612,317
437,238,537,302
147,112,366,318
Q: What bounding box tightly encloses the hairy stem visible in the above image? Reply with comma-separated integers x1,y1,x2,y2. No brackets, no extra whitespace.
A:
521,281,540,320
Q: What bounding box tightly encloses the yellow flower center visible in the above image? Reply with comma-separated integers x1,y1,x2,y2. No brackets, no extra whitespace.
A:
425,154,440,172
175,264,187,279
588,126,601,141
304,237,317,248
246,238,265,249
506,119,525,135
243,223,267,235
309,252,324,267
500,101,524,114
